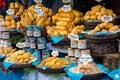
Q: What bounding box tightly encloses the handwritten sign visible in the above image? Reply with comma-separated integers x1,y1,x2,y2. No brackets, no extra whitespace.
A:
51,50,59,57
62,5,72,12
34,0,42,3
7,9,14,15
79,54,92,64
62,0,71,3
34,7,42,13
68,33,79,41
95,0,102,2
101,15,113,22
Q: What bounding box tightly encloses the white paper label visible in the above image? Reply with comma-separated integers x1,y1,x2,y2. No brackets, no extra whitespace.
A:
24,42,30,47
62,0,71,3
78,40,86,49
3,34,10,39
79,54,92,64
34,7,42,13
30,42,36,49
62,5,72,12
0,19,4,24
68,50,74,56
16,42,24,48
7,9,14,15
95,0,102,2
68,33,79,41
75,51,81,58
37,11,44,17
38,44,45,49
70,41,78,48
101,15,113,22
33,31,41,37
27,30,33,36
51,50,59,57
34,0,42,3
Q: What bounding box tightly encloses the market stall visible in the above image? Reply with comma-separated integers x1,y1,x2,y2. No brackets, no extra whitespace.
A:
0,0,120,80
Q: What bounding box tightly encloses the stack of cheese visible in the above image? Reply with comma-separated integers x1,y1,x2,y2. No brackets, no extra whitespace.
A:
47,25,85,36
47,8,84,36
90,22,119,34
38,57,71,69
6,50,36,64
70,62,102,74
18,3,54,28
84,5,116,21
3,15,17,30
52,8,83,24
9,2,25,16
0,47,16,56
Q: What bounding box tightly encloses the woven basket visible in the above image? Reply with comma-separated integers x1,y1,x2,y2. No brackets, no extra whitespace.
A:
84,33,119,54
9,63,33,70
84,21,101,30
47,37,70,45
36,66,65,74
84,19,117,30
81,73,112,80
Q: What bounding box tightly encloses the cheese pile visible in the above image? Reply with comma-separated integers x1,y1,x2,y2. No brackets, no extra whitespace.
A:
0,47,16,56
84,5,116,21
47,8,84,36
90,22,119,34
3,15,17,30
38,57,71,69
9,2,25,16
18,3,54,28
70,62,102,74
6,50,36,64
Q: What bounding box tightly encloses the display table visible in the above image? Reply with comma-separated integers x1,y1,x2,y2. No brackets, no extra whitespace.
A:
0,68,112,80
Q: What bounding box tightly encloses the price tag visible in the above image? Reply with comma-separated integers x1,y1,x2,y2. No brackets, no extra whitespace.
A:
95,0,102,2
16,42,24,48
68,33,79,41
34,7,42,13
62,0,71,3
34,0,42,3
7,9,14,15
37,11,44,17
0,19,4,24
51,50,59,57
101,15,113,22
79,54,92,64
62,5,72,12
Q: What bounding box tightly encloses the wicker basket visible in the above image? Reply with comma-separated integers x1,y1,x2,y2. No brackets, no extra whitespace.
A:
9,63,33,70
36,66,65,74
84,21,101,30
47,37,70,45
84,19,117,30
81,73,113,80
84,33,119,54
